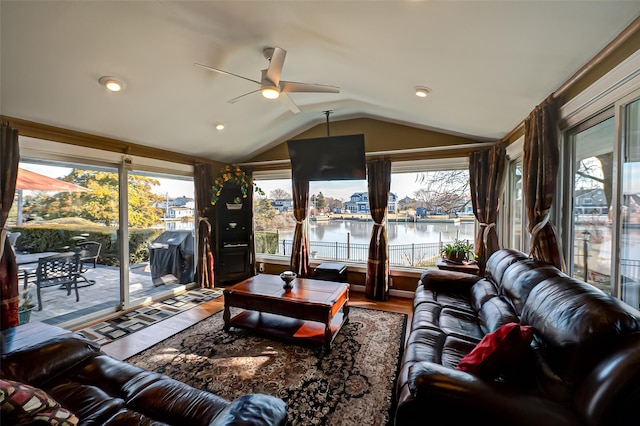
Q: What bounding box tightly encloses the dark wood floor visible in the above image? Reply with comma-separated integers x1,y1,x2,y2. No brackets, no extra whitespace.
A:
100,290,413,360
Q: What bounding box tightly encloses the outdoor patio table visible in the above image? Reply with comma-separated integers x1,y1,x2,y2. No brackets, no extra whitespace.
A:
15,252,58,265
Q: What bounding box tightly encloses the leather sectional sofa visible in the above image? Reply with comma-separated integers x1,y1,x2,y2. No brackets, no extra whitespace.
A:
1,332,288,425
395,249,640,426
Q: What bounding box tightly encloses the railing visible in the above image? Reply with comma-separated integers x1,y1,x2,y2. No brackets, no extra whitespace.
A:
275,239,454,267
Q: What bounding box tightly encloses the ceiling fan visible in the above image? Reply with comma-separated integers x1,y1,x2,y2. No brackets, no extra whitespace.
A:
195,47,340,113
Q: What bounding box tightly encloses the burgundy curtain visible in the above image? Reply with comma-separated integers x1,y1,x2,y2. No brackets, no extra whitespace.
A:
523,96,566,271
290,177,309,277
194,163,215,288
1,121,20,329
469,143,506,272
365,158,391,301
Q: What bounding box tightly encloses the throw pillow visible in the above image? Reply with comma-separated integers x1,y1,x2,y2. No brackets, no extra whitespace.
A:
456,322,534,379
0,379,79,425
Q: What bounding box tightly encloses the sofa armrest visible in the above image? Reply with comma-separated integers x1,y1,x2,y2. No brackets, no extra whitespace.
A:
397,362,579,426
209,394,288,426
1,333,101,387
418,269,482,293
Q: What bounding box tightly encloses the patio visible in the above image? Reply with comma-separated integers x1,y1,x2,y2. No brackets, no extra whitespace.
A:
22,260,187,329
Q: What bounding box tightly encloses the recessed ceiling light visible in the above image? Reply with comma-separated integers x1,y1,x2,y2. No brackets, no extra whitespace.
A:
215,123,225,130
415,86,430,98
98,76,124,92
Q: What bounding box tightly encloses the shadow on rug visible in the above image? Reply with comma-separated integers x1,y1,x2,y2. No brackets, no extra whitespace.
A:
126,306,407,426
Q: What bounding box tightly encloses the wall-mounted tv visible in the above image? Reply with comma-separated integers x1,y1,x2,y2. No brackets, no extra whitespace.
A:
287,134,366,181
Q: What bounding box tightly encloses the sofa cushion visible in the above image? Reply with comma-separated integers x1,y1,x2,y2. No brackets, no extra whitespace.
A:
456,322,534,379
522,276,640,383
484,249,528,287
501,262,567,316
0,379,79,425
469,278,498,312
478,297,519,334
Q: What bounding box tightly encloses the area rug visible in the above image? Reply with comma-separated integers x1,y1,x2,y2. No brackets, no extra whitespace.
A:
127,306,407,426
75,288,223,345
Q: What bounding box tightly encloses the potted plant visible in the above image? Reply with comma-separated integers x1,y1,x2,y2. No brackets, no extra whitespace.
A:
441,239,475,264
18,289,36,325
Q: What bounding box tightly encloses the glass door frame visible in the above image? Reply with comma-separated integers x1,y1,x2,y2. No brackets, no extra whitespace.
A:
612,88,640,299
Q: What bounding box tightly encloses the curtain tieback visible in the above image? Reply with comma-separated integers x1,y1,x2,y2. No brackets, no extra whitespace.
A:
296,220,304,225
0,227,6,260
529,210,550,253
198,216,212,234
478,222,496,249
373,222,384,246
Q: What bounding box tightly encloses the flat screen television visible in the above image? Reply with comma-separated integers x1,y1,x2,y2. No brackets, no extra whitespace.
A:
287,134,366,181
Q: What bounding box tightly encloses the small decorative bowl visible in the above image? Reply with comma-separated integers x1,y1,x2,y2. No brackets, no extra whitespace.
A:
228,222,237,229
280,271,297,289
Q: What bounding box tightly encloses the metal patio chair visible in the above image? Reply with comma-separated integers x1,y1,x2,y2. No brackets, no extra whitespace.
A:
35,252,81,311
76,241,101,287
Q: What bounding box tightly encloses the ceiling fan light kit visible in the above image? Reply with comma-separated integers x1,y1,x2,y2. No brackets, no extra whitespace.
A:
261,87,280,99
195,46,339,113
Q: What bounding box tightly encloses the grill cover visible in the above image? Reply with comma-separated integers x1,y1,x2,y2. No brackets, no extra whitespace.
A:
148,231,195,286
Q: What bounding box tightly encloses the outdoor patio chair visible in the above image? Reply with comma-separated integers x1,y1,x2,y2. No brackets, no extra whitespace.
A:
35,251,81,311
77,241,101,269
75,241,100,287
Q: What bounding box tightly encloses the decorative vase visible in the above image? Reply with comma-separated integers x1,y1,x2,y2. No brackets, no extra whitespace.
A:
19,308,34,325
280,271,297,290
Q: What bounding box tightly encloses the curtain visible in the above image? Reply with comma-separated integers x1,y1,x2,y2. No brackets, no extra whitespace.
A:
194,163,215,288
1,121,20,329
523,96,566,271
290,176,309,277
469,143,506,272
365,158,391,301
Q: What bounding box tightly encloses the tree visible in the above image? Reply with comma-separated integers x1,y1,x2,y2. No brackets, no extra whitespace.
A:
28,169,164,227
414,170,470,214
269,188,291,200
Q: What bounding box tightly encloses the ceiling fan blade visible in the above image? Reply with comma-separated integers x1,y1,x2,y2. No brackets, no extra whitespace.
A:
280,81,340,94
279,94,301,114
227,89,261,104
265,47,286,87
194,63,261,85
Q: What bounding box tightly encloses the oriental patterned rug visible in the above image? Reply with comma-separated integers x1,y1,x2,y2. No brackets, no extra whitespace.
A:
126,306,407,426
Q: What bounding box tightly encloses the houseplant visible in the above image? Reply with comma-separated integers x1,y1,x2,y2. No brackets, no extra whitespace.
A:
18,289,36,325
441,239,475,264
211,164,264,206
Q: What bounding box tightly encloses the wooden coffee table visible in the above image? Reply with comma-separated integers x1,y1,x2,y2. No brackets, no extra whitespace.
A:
223,274,350,350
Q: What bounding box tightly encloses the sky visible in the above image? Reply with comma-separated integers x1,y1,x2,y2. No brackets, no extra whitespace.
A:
255,173,426,201
19,163,451,201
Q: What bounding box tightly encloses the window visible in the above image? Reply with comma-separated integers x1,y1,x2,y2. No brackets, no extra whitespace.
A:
253,159,474,269
565,111,615,295
558,49,640,309
503,138,528,253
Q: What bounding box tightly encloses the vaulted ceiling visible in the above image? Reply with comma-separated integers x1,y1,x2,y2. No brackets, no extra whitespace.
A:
1,1,639,163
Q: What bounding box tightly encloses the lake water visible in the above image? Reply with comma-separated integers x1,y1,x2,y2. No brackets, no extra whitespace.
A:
277,219,476,245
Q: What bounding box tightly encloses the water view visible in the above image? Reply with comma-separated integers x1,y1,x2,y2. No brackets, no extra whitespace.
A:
271,219,476,267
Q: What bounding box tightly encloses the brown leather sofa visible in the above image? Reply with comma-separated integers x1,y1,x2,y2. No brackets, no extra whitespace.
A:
395,248,640,426
1,332,288,425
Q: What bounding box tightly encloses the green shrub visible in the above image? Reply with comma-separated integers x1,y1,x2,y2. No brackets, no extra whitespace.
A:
255,231,279,254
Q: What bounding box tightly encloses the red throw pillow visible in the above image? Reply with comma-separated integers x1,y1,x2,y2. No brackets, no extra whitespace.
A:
456,322,534,378
0,379,79,425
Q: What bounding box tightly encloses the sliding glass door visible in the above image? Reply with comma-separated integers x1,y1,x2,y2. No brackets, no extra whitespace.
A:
619,96,640,309
567,112,615,295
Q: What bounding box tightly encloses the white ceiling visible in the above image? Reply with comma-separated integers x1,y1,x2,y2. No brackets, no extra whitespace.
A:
1,1,639,163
